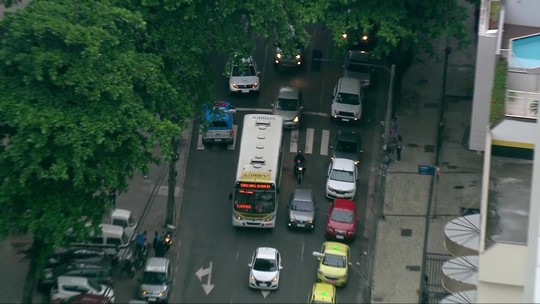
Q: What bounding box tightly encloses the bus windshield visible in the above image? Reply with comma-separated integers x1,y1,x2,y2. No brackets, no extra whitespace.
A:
234,189,276,214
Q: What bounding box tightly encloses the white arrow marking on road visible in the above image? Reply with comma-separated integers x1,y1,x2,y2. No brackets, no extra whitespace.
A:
261,290,271,298
195,262,215,295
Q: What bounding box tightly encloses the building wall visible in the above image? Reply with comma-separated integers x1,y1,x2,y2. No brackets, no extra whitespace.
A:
469,35,497,151
507,71,540,92
477,281,524,303
505,0,540,27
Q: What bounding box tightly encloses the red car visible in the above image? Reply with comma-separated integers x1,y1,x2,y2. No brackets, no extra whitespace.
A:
325,199,358,241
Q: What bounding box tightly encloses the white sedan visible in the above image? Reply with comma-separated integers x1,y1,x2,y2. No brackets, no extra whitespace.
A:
248,247,283,290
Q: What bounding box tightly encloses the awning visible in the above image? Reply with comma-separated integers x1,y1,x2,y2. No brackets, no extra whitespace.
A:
491,119,535,149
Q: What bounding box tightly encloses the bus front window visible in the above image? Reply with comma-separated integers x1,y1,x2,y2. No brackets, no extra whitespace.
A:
234,190,276,213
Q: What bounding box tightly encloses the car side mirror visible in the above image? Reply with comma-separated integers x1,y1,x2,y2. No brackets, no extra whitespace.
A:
360,149,364,153
279,266,283,270
300,106,304,110
248,263,252,268
271,104,274,107
329,145,334,150
312,252,324,259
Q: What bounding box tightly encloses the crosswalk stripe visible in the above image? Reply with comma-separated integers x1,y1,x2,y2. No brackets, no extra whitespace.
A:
320,130,330,156
290,129,299,153
227,125,238,150
305,128,314,154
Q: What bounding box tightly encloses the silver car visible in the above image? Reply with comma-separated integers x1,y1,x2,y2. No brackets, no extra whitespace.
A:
271,86,303,128
138,257,172,303
228,56,260,94
287,189,316,230
344,50,372,88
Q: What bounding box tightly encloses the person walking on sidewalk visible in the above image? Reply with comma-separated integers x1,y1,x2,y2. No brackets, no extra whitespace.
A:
396,135,403,162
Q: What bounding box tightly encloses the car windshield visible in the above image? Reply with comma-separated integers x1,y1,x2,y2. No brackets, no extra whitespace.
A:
87,279,103,292
232,65,256,77
234,190,276,214
291,200,314,212
210,120,228,128
336,140,357,154
330,169,354,183
142,271,168,285
335,93,359,105
276,98,299,111
331,209,354,223
347,60,369,73
322,253,346,268
253,258,277,272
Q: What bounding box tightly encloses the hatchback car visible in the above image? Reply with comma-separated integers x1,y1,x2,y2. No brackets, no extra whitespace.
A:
344,50,372,88
272,86,303,128
227,56,260,94
326,158,358,199
308,283,337,304
248,247,283,290
326,199,358,241
50,276,115,302
312,242,350,287
138,257,172,303
330,131,363,165
287,189,316,230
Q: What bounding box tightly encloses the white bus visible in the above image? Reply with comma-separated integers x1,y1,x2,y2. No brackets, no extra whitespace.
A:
231,114,283,228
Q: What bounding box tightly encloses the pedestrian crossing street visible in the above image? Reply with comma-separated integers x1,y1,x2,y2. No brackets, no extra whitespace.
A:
197,125,333,156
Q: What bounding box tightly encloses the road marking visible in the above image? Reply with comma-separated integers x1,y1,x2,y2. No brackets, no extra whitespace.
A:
290,128,299,153
227,125,238,150
305,128,314,154
301,241,305,262
195,262,215,295
261,291,271,298
197,129,204,150
320,130,330,156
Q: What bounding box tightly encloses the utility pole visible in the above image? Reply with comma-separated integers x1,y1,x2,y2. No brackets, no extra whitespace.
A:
166,137,180,226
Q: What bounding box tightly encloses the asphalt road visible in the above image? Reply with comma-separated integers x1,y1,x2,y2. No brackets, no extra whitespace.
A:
108,24,389,303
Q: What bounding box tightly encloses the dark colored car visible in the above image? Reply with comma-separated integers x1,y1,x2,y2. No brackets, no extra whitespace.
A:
50,293,113,304
325,199,358,241
287,189,316,230
47,248,109,268
344,50,372,88
330,131,363,165
39,260,114,292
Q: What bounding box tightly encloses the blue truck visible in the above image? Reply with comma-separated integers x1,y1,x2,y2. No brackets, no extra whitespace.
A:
202,101,236,145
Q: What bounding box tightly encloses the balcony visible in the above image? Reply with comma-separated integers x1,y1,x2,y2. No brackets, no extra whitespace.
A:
505,90,540,119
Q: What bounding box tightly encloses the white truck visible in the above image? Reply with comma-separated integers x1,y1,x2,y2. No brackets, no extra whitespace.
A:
108,208,137,241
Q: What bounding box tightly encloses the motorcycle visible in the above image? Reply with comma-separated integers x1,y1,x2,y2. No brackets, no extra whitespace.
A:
119,258,136,278
294,160,306,184
134,244,150,269
163,224,176,253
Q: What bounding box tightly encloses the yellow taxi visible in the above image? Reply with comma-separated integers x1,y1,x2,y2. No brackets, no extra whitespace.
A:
308,282,337,304
312,242,349,287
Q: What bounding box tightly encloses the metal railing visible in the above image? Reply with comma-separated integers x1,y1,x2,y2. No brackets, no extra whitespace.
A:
505,89,540,119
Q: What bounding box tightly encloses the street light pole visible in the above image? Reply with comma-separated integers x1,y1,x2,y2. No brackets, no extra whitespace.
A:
383,64,396,159
166,138,180,226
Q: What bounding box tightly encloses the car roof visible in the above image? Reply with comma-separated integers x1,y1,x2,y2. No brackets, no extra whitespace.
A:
348,50,370,62
58,275,89,285
145,257,169,272
111,209,131,218
293,189,313,202
312,283,336,302
333,199,355,211
337,131,359,143
203,101,234,122
332,158,356,171
323,242,349,256
255,247,278,259
234,56,254,66
277,86,300,99
99,224,123,235
64,294,111,304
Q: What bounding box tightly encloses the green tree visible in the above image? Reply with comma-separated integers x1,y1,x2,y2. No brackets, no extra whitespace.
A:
0,0,183,268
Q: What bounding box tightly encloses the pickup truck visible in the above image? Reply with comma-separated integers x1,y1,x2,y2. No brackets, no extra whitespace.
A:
202,101,236,145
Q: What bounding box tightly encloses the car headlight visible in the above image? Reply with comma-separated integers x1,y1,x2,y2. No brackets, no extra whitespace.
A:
293,116,299,123
328,186,336,192
142,290,148,296
250,274,256,281
355,160,360,165
232,83,238,89
276,53,282,59
272,275,278,282
347,230,354,235
253,82,258,89
44,268,52,279
289,218,295,223
307,220,313,224
295,54,301,60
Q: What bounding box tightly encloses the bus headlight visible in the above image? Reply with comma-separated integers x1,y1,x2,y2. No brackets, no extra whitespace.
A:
264,215,275,222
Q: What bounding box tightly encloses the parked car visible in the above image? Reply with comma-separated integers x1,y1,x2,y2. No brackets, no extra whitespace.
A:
248,247,283,290
331,77,363,123
46,248,109,268
312,242,350,287
138,257,172,303
287,189,316,230
344,50,372,88
108,209,137,241
50,294,113,304
325,199,358,241
272,86,303,128
227,56,260,95
330,131,363,165
39,260,114,292
50,276,115,302
325,158,358,199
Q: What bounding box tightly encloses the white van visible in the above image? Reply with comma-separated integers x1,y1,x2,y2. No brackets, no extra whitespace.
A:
331,77,363,122
71,224,133,262
108,209,137,241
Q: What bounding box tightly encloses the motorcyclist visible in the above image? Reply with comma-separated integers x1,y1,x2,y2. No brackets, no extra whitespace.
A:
294,150,306,174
